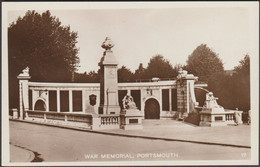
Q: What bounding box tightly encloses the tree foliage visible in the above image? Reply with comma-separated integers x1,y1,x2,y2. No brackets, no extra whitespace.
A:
234,54,250,75
118,66,134,82
134,63,146,81
9,10,79,82
145,54,177,79
9,10,79,108
75,55,182,83
207,55,250,111
232,55,250,111
186,44,224,81
74,70,100,83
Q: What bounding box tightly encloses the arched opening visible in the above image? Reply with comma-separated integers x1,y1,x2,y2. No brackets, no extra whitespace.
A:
34,100,46,111
144,98,160,119
195,88,209,107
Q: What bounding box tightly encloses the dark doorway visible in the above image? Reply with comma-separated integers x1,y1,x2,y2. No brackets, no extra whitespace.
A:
145,98,160,119
171,89,177,111
49,91,57,111
60,91,69,112
162,89,169,111
34,100,46,111
73,91,82,112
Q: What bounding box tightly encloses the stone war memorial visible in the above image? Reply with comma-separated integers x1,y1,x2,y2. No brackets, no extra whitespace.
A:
199,92,243,126
14,37,243,130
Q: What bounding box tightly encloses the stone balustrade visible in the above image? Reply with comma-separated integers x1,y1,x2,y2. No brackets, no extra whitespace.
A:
100,115,120,125
26,110,93,129
225,112,235,121
98,114,120,129
25,110,122,130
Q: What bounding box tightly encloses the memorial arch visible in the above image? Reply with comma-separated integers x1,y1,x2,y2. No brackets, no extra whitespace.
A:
34,99,46,111
144,98,160,119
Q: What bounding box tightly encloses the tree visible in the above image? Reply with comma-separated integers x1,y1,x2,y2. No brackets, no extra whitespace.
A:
232,55,250,111
74,70,100,83
234,54,250,75
9,10,79,109
118,66,134,82
145,55,176,79
207,72,235,109
86,70,100,83
74,72,88,83
186,44,224,81
207,55,250,111
134,63,146,81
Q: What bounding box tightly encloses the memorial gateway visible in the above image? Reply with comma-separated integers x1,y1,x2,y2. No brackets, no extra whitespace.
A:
15,37,241,130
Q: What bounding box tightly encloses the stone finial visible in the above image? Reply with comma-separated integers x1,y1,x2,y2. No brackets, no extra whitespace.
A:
101,37,114,51
178,68,183,73
177,68,188,79
178,68,187,76
18,66,30,77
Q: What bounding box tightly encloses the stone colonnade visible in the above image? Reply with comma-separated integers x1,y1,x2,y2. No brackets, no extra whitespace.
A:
17,71,198,120
16,38,198,120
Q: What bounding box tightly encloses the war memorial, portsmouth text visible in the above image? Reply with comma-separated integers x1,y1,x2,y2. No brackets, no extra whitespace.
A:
84,152,179,159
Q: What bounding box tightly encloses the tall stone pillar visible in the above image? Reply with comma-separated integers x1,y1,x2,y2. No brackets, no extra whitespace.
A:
98,37,121,115
17,67,31,120
176,69,198,119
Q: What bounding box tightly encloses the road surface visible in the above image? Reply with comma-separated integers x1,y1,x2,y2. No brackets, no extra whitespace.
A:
9,121,250,162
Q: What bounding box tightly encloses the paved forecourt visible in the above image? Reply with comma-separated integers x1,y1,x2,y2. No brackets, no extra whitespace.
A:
101,119,251,148
9,121,250,162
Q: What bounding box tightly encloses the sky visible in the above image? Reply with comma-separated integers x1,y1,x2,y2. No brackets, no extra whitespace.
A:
8,6,252,73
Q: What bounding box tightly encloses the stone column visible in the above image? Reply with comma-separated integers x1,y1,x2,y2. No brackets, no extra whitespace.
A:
46,90,49,112
69,90,73,113
57,89,60,112
169,88,172,112
98,37,121,115
17,67,31,120
159,88,163,111
176,69,198,119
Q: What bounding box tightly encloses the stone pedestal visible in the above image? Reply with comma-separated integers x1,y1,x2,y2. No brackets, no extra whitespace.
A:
199,107,228,126
199,92,242,126
17,67,31,120
91,114,101,130
9,108,18,119
12,109,18,119
98,37,121,115
176,69,198,120
120,109,144,130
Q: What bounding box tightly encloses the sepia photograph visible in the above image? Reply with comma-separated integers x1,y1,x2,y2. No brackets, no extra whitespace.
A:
1,2,259,166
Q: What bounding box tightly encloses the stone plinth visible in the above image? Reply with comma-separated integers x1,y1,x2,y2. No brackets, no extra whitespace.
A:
98,37,121,115
17,67,31,120
176,69,198,120
199,107,228,126
120,109,144,130
199,92,242,126
9,108,18,119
